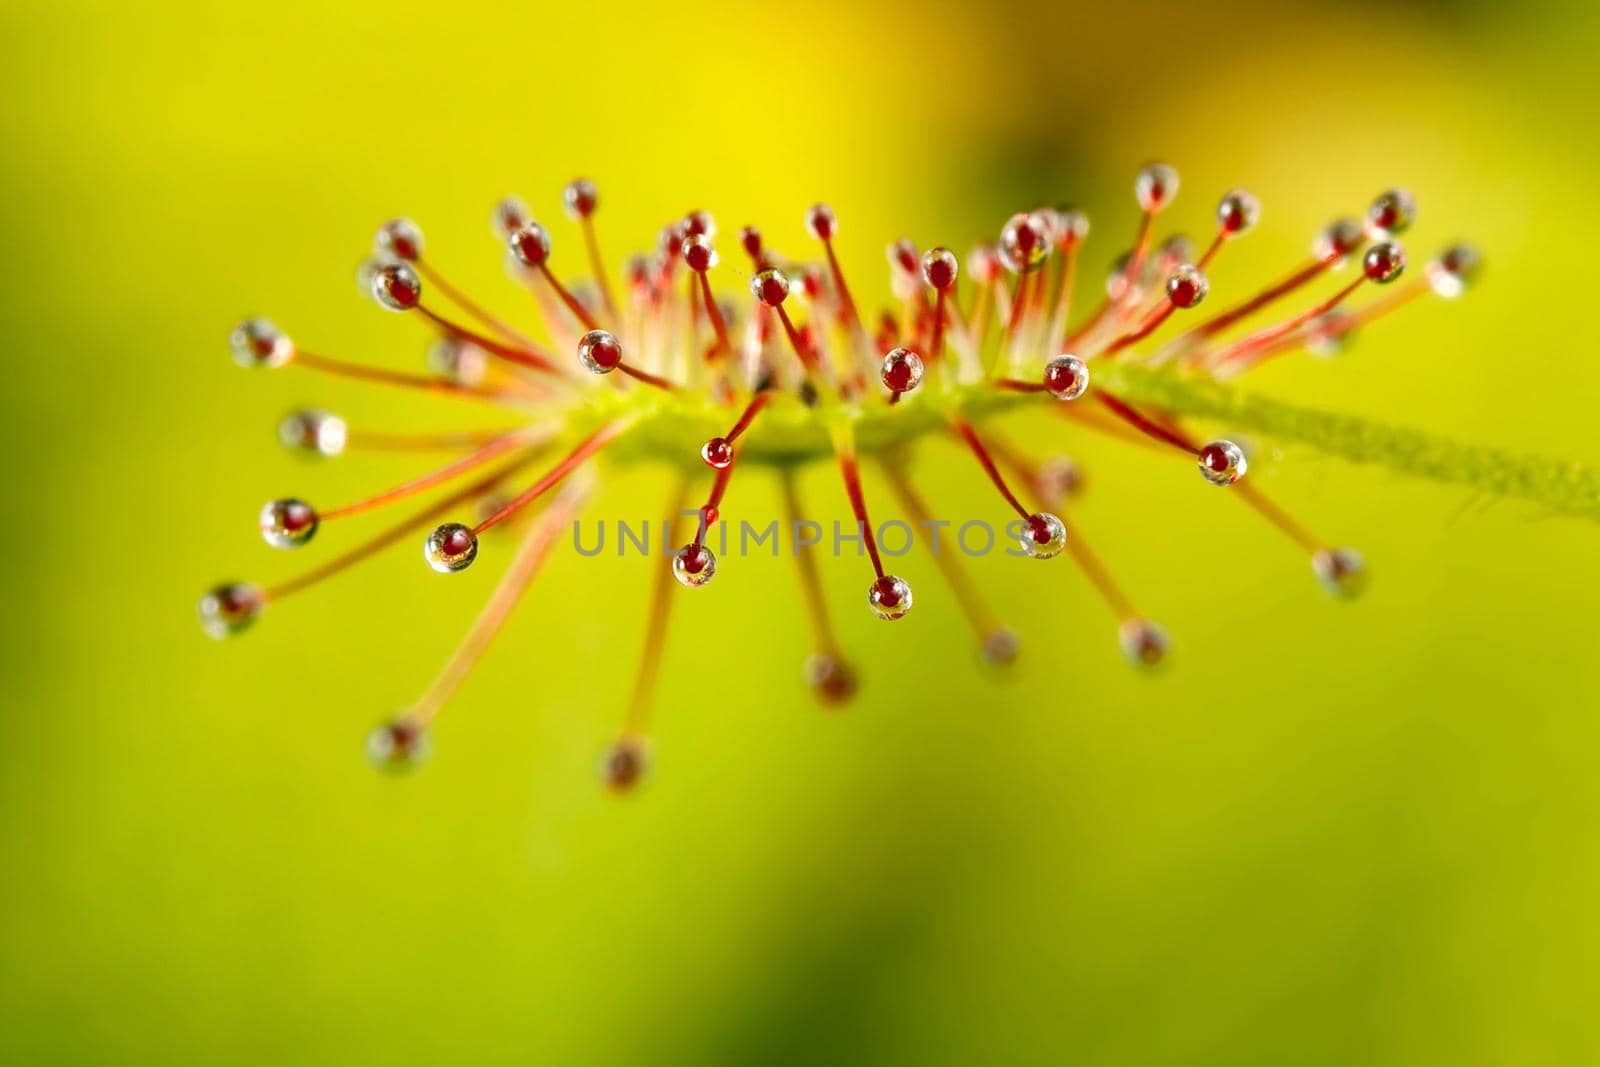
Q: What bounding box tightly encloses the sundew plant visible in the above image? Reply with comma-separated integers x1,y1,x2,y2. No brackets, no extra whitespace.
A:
206,163,1580,789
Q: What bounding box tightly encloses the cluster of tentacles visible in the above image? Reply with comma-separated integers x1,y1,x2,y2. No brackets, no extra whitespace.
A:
205,164,1477,786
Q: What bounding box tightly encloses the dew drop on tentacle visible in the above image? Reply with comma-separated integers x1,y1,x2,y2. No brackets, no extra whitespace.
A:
1165,264,1209,308
682,209,716,239
374,218,424,262
878,238,914,279
982,626,1021,667
427,337,488,385
1216,189,1260,235
1366,189,1416,238
701,437,733,470
738,226,763,263
563,178,599,220
1018,512,1067,559
508,221,552,267
197,581,265,640
1314,218,1365,262
1427,243,1481,299
998,212,1050,273
1362,242,1407,284
1312,547,1368,599
260,498,319,549
887,238,920,281
1043,355,1089,400
657,220,686,262
750,268,791,307
1054,207,1090,247
681,234,717,273
424,523,479,573
230,317,294,369
366,718,431,773
277,409,347,458
576,329,623,374
600,734,651,793
803,654,858,706
491,195,530,240
921,247,958,290
1197,440,1248,486
672,544,717,588
1118,618,1171,669
1135,162,1180,212
804,203,837,241
880,347,924,395
371,262,422,311
867,575,913,620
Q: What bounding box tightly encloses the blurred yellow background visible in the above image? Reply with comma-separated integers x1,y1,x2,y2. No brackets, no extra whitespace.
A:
3,0,1599,1062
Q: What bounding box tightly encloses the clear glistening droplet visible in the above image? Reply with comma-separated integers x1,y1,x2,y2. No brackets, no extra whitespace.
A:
750,268,790,306
260,498,319,549
1135,163,1180,211
491,195,530,240
371,262,422,311
1166,264,1209,308
197,582,264,639
563,179,599,220
1362,242,1407,284
998,212,1050,273
1019,512,1067,559
577,329,622,374
681,234,718,272
1043,355,1088,400
1197,440,1248,486
424,523,478,573
508,221,552,267
867,575,913,620
1427,244,1480,299
230,318,294,369
1367,189,1416,238
880,347,924,394
374,218,424,262
920,247,958,290
700,437,733,470
672,544,717,588
1216,189,1260,235
804,203,837,241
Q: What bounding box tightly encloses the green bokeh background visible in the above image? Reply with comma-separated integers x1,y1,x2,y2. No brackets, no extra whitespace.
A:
3,1,1598,1063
